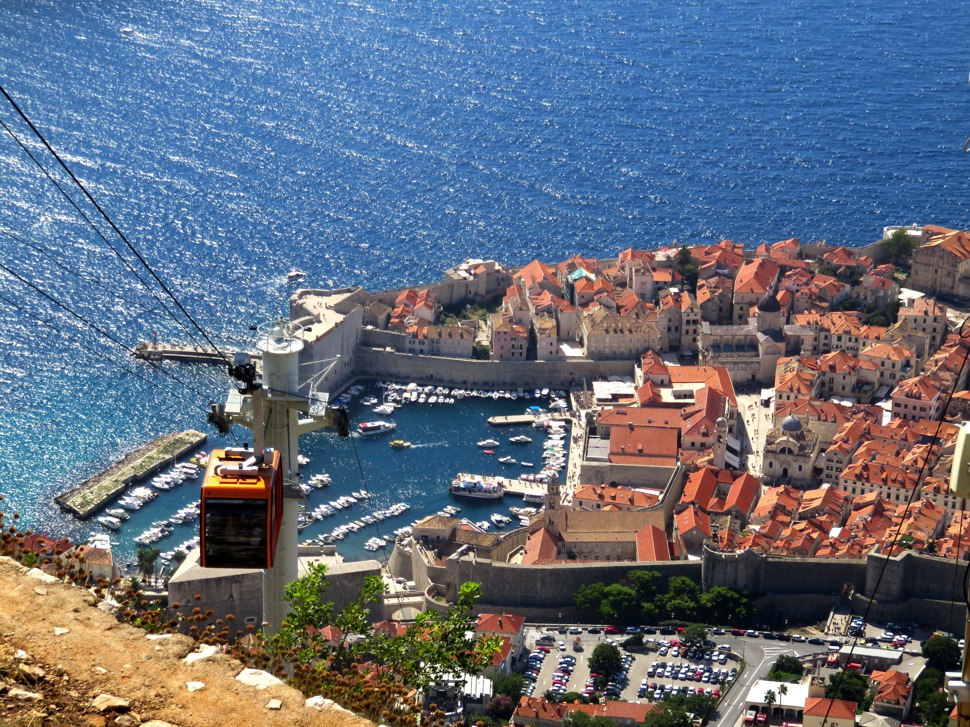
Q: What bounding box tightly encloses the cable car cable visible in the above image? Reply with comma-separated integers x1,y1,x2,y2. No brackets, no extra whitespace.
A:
0,114,194,338
0,225,160,319
0,290,211,416
0,260,212,401
344,420,390,566
0,85,235,371
822,317,970,724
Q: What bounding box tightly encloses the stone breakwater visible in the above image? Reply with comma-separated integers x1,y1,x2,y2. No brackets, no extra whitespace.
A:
55,430,207,519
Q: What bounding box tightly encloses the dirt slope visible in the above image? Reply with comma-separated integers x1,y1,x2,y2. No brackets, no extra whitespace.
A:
0,556,374,727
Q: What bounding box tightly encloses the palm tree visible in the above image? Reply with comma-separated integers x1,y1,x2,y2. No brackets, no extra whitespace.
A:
778,684,787,717
764,689,777,721
136,546,160,582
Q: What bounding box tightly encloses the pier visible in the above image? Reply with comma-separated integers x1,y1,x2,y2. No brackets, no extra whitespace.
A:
486,413,571,427
452,472,548,501
133,342,260,365
55,430,207,519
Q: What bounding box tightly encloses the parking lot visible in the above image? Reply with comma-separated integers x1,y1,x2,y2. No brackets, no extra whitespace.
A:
519,627,740,704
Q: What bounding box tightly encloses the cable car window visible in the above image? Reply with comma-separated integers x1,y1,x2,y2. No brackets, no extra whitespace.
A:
203,498,268,569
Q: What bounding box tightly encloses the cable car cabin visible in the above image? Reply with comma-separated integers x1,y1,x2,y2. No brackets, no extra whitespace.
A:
200,447,283,569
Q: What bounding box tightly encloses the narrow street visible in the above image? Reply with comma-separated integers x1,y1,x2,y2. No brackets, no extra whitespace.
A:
735,392,774,479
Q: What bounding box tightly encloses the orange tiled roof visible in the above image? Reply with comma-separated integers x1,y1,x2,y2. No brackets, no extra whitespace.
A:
734,258,779,296
803,697,857,720
676,505,712,538
610,426,680,466
921,225,970,262
636,524,671,561
476,613,525,635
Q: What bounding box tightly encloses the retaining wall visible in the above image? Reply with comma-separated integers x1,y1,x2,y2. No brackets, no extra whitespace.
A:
354,348,635,389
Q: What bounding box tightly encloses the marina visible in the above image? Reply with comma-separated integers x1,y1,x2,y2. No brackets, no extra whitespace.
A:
53,380,569,567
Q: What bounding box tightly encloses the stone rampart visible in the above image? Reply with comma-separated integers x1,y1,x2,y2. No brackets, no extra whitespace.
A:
437,557,700,612
865,550,969,604
354,348,634,389
702,547,867,598
361,328,406,351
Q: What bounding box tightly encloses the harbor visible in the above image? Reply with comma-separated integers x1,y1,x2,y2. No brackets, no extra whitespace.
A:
47,379,574,568
54,430,207,519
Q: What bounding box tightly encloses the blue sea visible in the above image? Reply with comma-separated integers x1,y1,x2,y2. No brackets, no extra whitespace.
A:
0,0,969,563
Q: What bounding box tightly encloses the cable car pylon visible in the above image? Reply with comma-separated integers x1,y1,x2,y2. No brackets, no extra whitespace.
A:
209,318,348,635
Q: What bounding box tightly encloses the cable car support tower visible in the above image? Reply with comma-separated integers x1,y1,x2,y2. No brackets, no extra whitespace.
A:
209,319,348,635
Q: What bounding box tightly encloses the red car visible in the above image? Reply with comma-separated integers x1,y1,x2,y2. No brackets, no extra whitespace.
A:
731,628,744,636
605,626,620,634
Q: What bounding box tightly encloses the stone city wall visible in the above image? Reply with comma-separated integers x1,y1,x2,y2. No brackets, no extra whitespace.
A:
438,557,701,613
702,547,867,599
353,348,635,390
366,273,510,310
865,550,969,605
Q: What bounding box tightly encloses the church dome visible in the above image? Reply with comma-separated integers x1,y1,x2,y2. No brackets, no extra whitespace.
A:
757,293,781,314
781,415,802,433
715,417,728,430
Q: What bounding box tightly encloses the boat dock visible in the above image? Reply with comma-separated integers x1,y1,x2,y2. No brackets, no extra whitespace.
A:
453,472,548,501
133,342,260,365
55,430,207,519
486,413,571,427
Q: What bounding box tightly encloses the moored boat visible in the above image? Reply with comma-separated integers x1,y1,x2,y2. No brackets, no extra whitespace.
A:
449,475,505,499
357,420,396,436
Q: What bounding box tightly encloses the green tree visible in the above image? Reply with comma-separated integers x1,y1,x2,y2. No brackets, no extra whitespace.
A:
622,633,644,649
642,703,693,727
660,576,702,621
472,342,490,360
825,669,869,704
589,643,623,684
679,623,709,649
136,546,160,581
884,227,919,267
269,565,500,697
768,654,804,680
922,636,961,672
669,693,718,720
627,570,662,622
676,246,693,267
778,684,788,704
601,583,641,625
627,570,661,601
700,585,755,625
764,689,777,715
485,694,515,720
576,582,640,624
575,582,608,621
917,689,949,727
493,672,526,701
370,581,500,692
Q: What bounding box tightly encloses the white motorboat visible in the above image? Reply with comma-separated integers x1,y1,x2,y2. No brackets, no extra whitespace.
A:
357,420,396,436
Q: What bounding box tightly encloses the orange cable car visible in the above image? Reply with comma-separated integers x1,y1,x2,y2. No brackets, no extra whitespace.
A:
200,447,283,569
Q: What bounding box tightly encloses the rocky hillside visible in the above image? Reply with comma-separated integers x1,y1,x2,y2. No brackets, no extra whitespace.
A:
0,556,374,727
